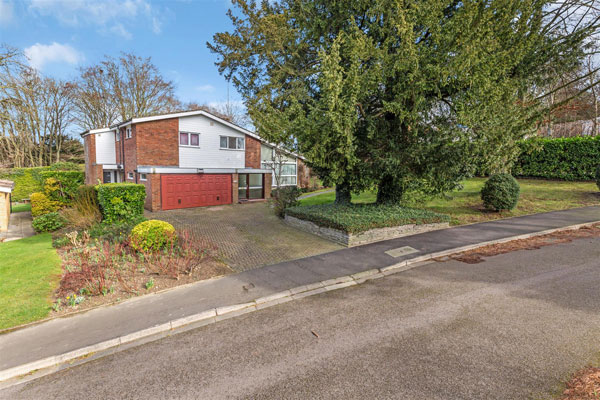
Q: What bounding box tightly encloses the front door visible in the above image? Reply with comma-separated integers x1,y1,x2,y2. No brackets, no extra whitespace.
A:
238,174,264,200
103,171,112,183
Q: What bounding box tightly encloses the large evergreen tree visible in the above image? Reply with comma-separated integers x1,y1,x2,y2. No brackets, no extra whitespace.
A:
209,0,600,204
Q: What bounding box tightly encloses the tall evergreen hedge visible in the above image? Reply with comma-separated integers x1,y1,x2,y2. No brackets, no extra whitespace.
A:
513,136,600,181
0,163,82,202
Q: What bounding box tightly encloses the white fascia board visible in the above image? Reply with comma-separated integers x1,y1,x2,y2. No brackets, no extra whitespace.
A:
136,166,201,174
235,168,272,174
80,127,112,138
0,187,12,193
102,164,120,170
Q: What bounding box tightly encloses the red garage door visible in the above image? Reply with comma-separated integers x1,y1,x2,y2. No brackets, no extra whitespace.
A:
161,174,232,210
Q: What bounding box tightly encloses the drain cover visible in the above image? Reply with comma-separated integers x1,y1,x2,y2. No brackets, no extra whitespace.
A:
385,246,419,258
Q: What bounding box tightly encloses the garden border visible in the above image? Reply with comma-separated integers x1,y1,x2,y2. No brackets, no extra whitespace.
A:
1,219,599,387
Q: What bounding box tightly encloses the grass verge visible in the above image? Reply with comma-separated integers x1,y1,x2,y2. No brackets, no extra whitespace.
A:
0,234,62,330
299,178,599,225
11,203,31,213
285,203,450,233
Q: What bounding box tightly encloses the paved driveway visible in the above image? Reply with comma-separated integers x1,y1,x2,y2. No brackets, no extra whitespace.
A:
148,203,342,271
4,237,600,399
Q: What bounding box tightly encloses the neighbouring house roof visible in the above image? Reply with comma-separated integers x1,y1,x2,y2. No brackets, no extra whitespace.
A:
80,127,113,138
0,179,14,194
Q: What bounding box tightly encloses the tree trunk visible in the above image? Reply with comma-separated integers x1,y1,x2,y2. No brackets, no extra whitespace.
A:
376,174,403,205
334,181,351,205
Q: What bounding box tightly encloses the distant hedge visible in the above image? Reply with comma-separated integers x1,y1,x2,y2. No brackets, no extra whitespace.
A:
41,170,85,204
513,136,600,181
96,183,146,223
0,163,82,202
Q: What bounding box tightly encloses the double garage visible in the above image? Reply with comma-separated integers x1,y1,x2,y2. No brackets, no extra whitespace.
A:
161,174,232,210
156,171,270,211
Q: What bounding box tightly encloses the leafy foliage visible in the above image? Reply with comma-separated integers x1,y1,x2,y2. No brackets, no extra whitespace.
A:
596,165,600,191
129,220,177,252
481,174,520,211
40,171,84,204
513,137,600,181
30,192,60,217
32,212,66,233
270,186,302,217
285,204,450,233
0,163,81,202
209,0,598,204
96,183,146,223
87,216,146,244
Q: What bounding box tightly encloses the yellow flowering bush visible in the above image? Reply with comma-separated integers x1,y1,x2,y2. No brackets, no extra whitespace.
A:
129,220,177,252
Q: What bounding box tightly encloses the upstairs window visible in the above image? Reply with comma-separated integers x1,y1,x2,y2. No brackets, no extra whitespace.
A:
179,132,200,147
126,128,132,139
220,136,244,150
116,131,121,141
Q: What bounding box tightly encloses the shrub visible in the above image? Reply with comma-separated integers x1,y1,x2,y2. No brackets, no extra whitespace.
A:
0,163,81,202
285,203,450,233
61,185,101,229
88,215,146,243
96,183,146,223
480,173,520,211
32,212,66,233
41,171,85,204
129,220,177,252
513,136,600,181
30,192,60,217
270,186,302,217
596,165,600,191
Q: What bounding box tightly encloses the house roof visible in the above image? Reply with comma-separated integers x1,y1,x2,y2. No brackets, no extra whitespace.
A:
81,109,304,160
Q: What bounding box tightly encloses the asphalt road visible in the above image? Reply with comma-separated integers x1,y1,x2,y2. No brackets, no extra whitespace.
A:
3,236,600,399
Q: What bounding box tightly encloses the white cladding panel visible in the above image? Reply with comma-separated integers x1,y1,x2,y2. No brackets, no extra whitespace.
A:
178,115,245,168
95,131,116,164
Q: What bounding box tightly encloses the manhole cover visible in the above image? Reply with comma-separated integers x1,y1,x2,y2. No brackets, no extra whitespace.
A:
385,246,419,258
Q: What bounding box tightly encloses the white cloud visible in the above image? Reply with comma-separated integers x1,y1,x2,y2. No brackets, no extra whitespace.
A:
109,23,132,40
24,42,83,70
0,0,14,26
27,0,164,38
196,84,215,92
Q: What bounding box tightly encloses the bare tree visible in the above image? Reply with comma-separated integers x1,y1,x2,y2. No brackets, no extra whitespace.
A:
73,52,178,129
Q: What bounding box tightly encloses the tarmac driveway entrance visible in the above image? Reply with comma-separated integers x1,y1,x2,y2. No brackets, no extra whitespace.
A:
148,203,343,272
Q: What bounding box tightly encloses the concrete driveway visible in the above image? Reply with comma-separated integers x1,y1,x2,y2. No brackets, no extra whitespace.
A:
147,203,342,271
4,236,600,399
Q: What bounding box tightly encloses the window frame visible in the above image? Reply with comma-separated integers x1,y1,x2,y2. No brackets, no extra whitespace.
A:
179,131,200,148
140,173,147,181
125,127,132,139
127,172,134,180
261,160,297,187
115,130,120,142
219,135,245,150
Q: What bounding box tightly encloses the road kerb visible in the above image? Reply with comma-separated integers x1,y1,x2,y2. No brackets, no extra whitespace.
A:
2,219,598,385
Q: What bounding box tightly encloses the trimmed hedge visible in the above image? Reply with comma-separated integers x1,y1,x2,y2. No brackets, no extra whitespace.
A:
96,183,146,223
0,163,82,202
513,136,600,181
285,203,450,233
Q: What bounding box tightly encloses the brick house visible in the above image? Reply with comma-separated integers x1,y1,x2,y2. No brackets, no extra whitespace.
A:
82,110,311,211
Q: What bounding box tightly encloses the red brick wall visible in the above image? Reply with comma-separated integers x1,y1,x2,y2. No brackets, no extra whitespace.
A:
84,134,96,185
245,135,261,168
264,173,272,198
121,126,137,182
141,173,161,211
136,118,179,166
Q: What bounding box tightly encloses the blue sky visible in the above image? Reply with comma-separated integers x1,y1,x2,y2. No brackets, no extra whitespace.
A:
0,0,241,107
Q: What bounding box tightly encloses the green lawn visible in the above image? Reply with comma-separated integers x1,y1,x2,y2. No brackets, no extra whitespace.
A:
11,203,31,213
299,178,599,225
0,234,62,330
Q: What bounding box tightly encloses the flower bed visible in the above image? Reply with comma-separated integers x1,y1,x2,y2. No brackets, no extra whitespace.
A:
50,224,231,316
285,204,450,246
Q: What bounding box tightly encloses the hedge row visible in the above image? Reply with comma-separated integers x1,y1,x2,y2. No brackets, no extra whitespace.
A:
0,162,82,202
513,136,600,181
96,183,146,223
